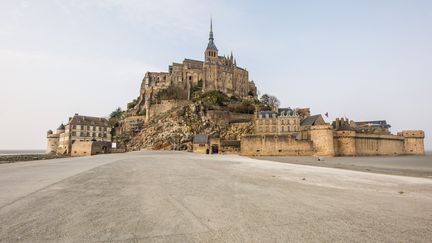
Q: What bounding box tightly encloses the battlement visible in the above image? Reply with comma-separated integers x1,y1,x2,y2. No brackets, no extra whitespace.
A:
335,130,356,137
398,130,425,138
310,125,332,131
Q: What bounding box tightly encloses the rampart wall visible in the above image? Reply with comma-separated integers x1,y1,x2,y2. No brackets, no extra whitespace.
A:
240,134,314,156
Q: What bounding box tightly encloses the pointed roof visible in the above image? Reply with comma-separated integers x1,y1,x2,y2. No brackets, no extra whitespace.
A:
206,18,218,51
57,123,65,131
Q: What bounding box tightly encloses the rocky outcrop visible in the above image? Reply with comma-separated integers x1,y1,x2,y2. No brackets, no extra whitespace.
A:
126,102,254,151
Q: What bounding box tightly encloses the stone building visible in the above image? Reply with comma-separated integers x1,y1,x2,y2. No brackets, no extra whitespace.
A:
255,108,301,135
332,118,391,135
46,113,112,155
136,19,257,121
192,134,209,154
242,114,425,156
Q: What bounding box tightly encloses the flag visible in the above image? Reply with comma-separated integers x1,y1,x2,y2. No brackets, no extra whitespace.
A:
325,112,329,117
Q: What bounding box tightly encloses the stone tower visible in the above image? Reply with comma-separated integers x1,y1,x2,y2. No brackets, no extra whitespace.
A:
399,130,425,155
310,125,335,156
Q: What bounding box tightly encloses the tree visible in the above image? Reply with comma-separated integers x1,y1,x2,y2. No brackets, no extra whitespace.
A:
110,107,122,120
127,99,137,110
259,94,280,111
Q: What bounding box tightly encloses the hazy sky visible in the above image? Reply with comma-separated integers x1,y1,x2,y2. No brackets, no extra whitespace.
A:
0,0,431,150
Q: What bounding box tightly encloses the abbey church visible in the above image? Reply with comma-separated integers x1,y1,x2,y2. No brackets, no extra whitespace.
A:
136,20,257,118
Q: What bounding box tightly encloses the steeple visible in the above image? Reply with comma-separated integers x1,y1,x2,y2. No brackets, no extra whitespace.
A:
209,18,214,41
206,18,218,51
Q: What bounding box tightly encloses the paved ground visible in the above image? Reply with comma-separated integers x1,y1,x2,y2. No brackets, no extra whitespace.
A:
256,153,432,178
0,151,431,242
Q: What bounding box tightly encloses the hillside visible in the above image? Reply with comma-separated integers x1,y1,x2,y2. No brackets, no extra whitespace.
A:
111,90,278,151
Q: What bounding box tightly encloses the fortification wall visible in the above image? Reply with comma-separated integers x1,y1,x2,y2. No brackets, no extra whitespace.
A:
71,141,93,157
71,141,112,157
354,134,404,156
206,110,254,126
240,134,314,156
399,130,425,155
334,131,356,156
148,100,191,118
310,125,335,156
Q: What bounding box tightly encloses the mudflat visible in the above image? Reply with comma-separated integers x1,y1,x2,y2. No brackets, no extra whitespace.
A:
0,151,431,242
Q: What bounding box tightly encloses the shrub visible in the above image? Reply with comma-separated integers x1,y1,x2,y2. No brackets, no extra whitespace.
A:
127,99,137,110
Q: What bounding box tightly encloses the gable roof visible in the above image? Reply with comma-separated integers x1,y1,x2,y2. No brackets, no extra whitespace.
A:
301,114,324,126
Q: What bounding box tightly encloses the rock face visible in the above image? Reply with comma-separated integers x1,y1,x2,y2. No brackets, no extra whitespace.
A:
126,103,254,151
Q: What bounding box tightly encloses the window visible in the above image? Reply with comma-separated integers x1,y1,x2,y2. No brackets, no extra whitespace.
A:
281,127,284,132
92,133,96,138
80,132,84,137
72,132,76,136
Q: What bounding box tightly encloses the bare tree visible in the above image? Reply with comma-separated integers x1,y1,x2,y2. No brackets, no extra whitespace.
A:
259,94,280,111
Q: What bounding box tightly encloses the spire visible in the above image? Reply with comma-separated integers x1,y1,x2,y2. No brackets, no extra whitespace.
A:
206,18,218,51
209,18,214,41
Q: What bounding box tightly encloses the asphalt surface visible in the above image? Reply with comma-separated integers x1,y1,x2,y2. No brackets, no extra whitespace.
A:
0,151,431,242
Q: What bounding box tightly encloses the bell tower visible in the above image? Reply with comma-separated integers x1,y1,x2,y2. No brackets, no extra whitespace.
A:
205,18,218,62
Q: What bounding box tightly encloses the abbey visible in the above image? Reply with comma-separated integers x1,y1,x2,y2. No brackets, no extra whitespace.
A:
136,20,257,118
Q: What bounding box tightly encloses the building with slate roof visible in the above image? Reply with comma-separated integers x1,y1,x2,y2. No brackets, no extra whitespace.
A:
255,108,303,135
46,113,112,155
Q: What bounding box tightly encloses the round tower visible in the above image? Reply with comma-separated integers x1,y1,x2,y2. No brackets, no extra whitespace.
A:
335,131,356,156
46,130,59,154
310,125,335,156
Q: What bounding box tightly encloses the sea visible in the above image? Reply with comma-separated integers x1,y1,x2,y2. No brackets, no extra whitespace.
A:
0,150,45,156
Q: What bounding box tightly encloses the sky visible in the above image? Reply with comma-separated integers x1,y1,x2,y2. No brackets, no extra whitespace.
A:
0,0,431,150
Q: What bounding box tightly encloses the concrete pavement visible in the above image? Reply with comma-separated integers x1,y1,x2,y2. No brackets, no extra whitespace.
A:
0,151,431,242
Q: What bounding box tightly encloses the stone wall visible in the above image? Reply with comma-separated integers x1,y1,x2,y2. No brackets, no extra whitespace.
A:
240,134,314,156
206,110,254,126
334,131,356,156
71,141,112,157
354,134,404,156
148,100,191,119
310,125,335,156
334,132,406,156
399,130,425,155
193,144,209,154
